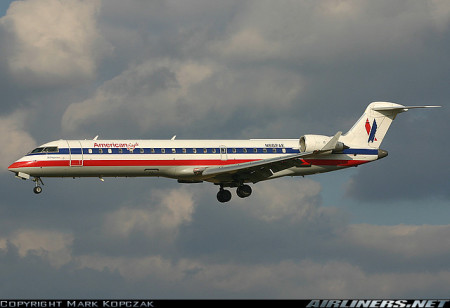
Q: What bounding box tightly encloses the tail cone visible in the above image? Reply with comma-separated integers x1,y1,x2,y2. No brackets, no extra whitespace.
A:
377,149,388,159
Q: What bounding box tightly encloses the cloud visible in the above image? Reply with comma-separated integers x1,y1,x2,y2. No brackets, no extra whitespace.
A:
345,224,450,260
1,181,450,297
1,229,73,268
103,186,195,242
74,251,450,298
1,0,449,299
345,107,450,202
238,178,323,222
210,27,282,62
0,0,110,87
61,58,303,138
0,110,36,170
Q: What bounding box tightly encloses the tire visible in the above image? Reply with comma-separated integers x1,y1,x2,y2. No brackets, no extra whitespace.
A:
33,186,42,194
236,184,252,198
217,189,232,203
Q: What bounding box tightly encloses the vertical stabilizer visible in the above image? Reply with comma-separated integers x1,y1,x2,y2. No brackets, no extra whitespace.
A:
340,102,440,148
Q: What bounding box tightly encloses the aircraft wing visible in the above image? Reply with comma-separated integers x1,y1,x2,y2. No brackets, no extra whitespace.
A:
200,131,343,184
200,151,314,184
201,132,342,183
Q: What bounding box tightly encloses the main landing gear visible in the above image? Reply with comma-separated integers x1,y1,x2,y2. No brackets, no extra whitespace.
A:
33,177,44,194
217,184,252,203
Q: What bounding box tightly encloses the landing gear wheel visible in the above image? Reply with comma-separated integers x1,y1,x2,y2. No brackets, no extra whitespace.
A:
32,177,44,194
33,186,42,194
236,184,252,198
217,189,232,203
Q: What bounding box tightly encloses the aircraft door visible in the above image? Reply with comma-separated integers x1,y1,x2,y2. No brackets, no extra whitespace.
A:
67,140,84,166
220,146,228,161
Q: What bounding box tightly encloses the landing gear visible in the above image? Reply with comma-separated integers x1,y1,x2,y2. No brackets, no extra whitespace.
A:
216,184,253,203
236,184,252,198
217,187,232,203
32,177,44,194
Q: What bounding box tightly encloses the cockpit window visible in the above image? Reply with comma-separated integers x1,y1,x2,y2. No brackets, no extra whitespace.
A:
29,146,58,154
43,146,58,153
30,147,44,154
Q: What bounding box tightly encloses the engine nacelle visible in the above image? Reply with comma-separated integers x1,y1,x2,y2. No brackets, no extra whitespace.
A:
299,134,346,152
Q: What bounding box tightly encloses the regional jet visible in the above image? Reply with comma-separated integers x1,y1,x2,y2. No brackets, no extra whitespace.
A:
8,102,439,202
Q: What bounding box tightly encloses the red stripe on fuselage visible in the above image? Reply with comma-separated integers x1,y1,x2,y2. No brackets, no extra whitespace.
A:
8,160,70,169
9,158,370,169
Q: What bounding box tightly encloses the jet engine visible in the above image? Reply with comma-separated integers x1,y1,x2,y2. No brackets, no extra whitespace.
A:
299,134,346,152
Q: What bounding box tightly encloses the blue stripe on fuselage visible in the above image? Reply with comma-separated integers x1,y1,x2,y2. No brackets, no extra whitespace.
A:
342,148,378,155
26,147,378,156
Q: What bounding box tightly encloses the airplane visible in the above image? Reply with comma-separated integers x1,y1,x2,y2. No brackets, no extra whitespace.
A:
8,102,440,203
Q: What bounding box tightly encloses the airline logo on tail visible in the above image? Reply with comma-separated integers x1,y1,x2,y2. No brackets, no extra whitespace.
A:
365,118,378,142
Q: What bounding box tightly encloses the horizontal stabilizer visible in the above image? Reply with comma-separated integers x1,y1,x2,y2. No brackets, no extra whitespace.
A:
373,105,441,113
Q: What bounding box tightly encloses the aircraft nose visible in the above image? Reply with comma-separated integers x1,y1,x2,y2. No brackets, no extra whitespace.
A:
8,161,21,172
377,149,388,159
8,158,28,172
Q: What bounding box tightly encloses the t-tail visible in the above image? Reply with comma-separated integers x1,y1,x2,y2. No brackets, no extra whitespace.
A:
340,102,441,149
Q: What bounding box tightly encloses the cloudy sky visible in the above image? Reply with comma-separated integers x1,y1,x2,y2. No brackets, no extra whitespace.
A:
0,0,449,298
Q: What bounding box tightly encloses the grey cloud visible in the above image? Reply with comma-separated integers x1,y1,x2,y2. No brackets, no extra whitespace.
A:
61,59,304,139
2,0,450,299
346,107,450,202
1,180,450,298
0,0,110,87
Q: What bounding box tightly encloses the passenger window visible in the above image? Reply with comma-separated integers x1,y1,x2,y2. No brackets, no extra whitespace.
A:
203,148,207,154
108,149,112,154
88,149,93,154
212,148,216,154
140,148,144,154
118,148,123,154
272,148,277,153
99,149,103,154
243,148,247,153
282,148,286,153
253,148,258,153
151,148,155,153
182,148,187,154
172,148,176,154
193,148,197,154
161,149,165,154
232,148,237,153
263,148,267,153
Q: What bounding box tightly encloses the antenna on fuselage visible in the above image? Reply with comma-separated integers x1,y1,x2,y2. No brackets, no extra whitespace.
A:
93,135,99,140
171,135,176,140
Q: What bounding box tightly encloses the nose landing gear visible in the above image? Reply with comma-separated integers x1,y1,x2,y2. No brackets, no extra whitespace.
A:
33,177,44,194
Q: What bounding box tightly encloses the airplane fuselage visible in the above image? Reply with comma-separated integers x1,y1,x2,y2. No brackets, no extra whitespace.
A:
8,138,380,183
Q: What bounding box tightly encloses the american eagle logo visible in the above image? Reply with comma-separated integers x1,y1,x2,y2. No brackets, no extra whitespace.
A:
365,118,378,142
